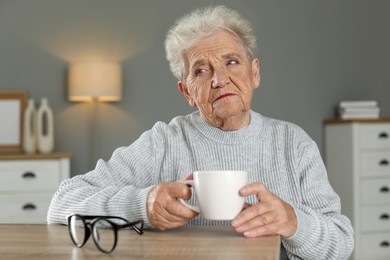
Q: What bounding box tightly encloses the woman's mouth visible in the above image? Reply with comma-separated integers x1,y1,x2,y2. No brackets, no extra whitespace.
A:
215,93,236,101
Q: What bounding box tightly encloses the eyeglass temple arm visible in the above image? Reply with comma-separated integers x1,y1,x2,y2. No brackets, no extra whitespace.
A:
67,215,130,221
117,220,144,235
100,216,144,233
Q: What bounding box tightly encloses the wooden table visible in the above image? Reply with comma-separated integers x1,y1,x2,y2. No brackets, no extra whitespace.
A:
0,224,281,259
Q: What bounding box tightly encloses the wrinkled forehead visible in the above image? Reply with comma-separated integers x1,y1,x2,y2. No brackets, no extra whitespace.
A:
182,31,249,75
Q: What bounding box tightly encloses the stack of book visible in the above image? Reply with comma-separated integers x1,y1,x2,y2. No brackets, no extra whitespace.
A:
338,100,380,119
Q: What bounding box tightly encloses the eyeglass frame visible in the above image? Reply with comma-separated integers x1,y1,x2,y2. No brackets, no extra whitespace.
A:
66,214,144,253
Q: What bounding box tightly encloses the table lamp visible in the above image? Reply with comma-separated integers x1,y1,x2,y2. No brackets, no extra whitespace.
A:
68,61,122,165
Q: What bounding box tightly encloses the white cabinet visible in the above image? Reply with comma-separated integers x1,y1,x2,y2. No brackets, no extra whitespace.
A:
0,153,70,224
325,120,390,260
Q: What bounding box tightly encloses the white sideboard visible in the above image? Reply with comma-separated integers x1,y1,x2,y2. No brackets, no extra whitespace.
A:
325,119,390,260
0,153,70,224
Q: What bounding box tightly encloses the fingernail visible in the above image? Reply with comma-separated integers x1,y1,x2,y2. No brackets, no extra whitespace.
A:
243,231,251,236
235,226,243,232
231,220,239,227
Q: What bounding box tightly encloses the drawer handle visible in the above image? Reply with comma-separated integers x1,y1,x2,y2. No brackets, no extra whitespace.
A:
380,241,390,248
22,172,36,179
380,186,390,193
379,159,389,166
379,132,389,139
380,213,390,220
22,203,37,211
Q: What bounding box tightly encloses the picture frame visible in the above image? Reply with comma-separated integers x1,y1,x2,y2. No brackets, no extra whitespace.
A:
0,91,28,153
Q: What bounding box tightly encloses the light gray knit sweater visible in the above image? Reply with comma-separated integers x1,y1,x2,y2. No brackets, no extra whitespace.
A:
47,110,354,259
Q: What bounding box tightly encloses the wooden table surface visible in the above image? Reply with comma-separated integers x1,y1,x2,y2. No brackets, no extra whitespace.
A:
0,224,281,260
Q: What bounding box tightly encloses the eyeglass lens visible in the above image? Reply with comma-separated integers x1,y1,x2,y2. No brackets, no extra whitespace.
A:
69,215,86,247
69,215,117,253
93,219,116,253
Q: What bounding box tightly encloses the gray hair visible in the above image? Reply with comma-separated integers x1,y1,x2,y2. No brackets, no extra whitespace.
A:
165,5,257,80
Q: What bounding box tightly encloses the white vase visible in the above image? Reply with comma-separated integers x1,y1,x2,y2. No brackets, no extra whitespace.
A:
37,98,54,153
23,99,37,153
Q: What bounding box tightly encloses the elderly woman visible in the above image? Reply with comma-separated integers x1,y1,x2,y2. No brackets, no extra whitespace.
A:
48,5,354,259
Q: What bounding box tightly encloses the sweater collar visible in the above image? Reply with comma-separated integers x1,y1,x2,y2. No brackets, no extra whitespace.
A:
189,110,264,144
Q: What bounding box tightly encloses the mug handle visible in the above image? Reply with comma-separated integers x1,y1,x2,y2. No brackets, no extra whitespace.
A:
179,180,200,213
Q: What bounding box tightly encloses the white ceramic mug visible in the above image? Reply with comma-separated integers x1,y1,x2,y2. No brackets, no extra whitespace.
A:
179,170,248,220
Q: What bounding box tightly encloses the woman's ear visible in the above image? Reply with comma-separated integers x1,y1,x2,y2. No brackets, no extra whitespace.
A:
178,81,196,107
251,58,261,89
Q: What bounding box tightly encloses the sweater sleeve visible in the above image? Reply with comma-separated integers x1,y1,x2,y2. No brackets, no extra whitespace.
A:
282,134,354,259
47,128,162,228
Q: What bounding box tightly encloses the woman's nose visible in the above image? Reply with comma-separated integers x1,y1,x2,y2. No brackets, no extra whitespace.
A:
211,67,230,88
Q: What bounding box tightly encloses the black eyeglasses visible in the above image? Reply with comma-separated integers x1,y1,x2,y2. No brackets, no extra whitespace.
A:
67,214,144,253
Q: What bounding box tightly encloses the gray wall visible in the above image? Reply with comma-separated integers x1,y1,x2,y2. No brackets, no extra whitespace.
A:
0,0,389,176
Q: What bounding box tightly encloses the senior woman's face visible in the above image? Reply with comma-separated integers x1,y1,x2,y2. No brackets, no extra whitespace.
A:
178,30,260,130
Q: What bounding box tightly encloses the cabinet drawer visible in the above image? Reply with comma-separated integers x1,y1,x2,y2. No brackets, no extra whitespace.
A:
361,179,390,205
361,206,390,231
0,160,61,191
361,151,390,177
361,233,390,259
359,124,390,149
0,193,52,224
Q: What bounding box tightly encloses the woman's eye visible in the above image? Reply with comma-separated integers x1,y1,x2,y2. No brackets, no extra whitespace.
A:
227,60,238,65
195,68,207,76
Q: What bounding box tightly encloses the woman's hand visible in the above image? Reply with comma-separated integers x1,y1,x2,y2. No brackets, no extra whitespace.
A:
231,183,297,238
147,181,198,230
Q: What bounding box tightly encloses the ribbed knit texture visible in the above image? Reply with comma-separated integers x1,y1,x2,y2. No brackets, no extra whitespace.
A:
47,110,354,259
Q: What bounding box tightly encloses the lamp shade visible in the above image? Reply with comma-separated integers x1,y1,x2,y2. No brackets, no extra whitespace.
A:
68,62,122,102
